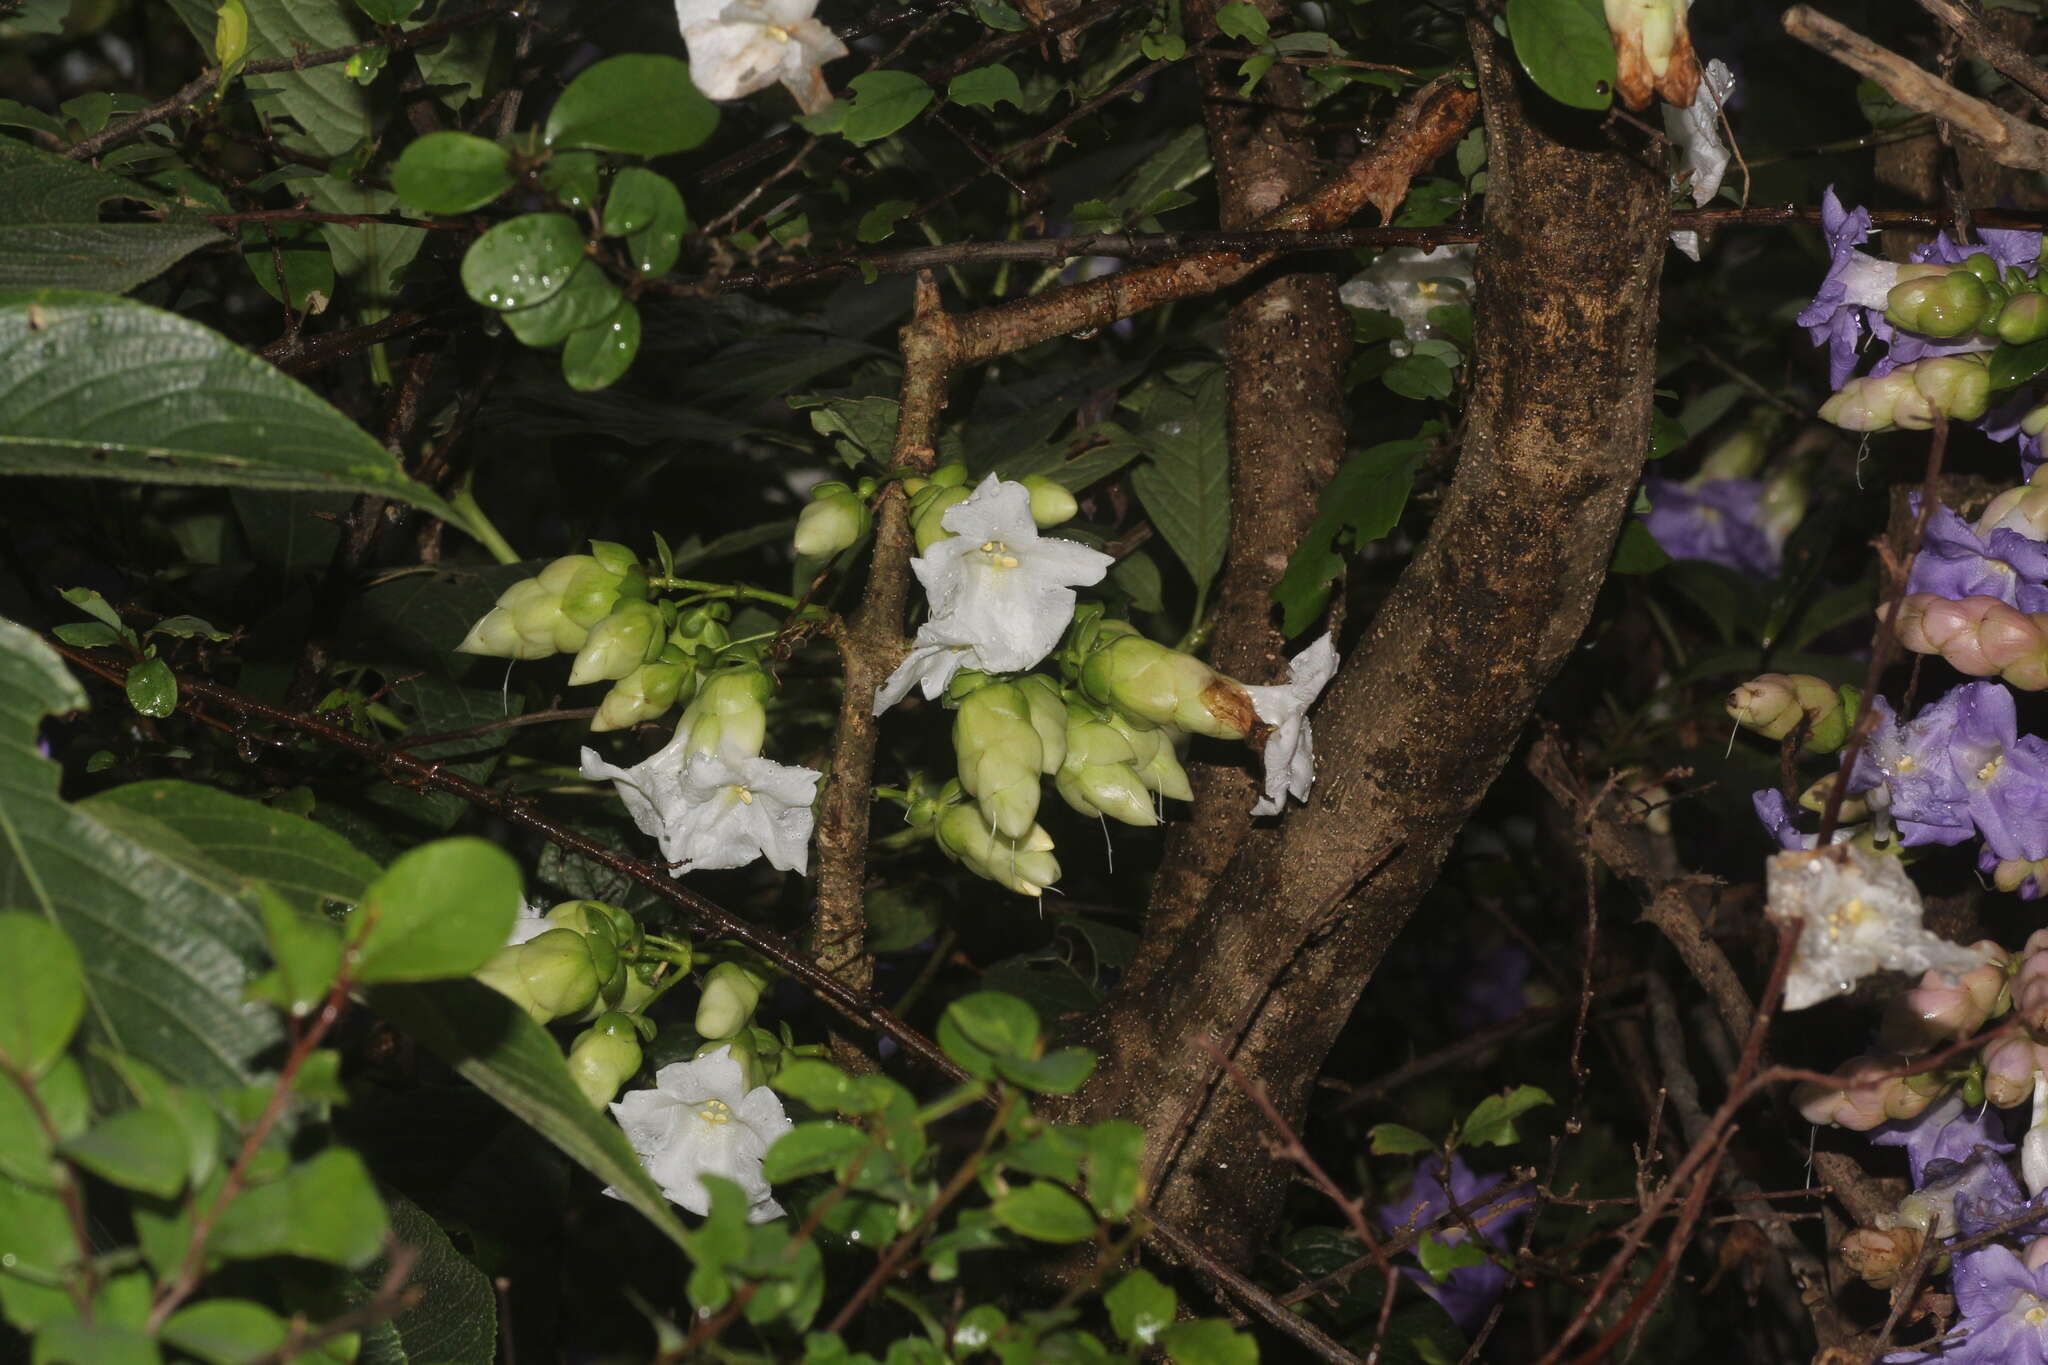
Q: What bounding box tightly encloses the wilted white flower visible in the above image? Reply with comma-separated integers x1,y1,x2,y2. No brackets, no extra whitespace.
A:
1242,634,1339,817
1338,246,1474,357
1666,58,1735,209
610,1046,793,1222
1764,844,1984,1010
581,738,820,876
876,476,1112,714
674,0,848,115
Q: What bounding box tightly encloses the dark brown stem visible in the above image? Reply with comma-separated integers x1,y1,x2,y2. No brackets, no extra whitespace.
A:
1912,0,2048,116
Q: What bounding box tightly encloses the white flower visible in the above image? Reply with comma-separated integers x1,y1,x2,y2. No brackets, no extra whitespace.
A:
1338,246,1474,357
1764,844,1985,1010
610,1046,793,1222
1241,634,1339,817
506,899,552,946
875,476,1112,713
674,0,848,115
581,738,820,876
1664,58,1735,208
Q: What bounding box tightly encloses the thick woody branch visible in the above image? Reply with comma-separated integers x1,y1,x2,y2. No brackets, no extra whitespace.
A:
1785,5,2048,171
1912,0,2048,114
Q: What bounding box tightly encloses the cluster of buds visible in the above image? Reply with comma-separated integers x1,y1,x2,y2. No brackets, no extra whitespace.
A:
793,478,875,559
1794,1053,1945,1130
1819,354,1993,432
675,663,774,761
592,603,733,732
1880,945,2012,1052
476,899,660,1026
1887,593,2048,690
1076,620,1258,739
908,779,1061,897
568,1011,651,1108
1726,673,1858,752
458,545,649,660
908,463,1079,553
1884,253,2048,343
951,673,1064,840
1978,461,2048,541
1057,700,1190,826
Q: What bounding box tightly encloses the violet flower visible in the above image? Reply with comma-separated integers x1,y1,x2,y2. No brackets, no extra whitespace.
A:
1639,475,1782,577
1797,188,1893,388
1887,1242,2048,1363
1751,788,1860,851
1875,1093,2015,1187
1857,694,1975,847
1906,499,2048,613
1376,1155,1533,1333
1946,683,2048,863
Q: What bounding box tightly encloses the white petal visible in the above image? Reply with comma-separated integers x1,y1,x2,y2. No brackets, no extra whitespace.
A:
1663,58,1734,208
1668,230,1701,261
874,638,969,714
682,22,790,101
737,1086,793,1139
658,1047,746,1105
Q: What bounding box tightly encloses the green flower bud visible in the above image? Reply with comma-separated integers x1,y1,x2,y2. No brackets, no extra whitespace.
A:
588,540,638,577
568,1013,644,1108
568,599,665,686
1796,773,1869,822
953,680,1046,840
1079,624,1255,739
672,604,732,655
676,664,773,761
1912,353,1992,423
1819,369,1930,433
911,483,972,553
476,928,600,1023
538,553,644,630
1020,475,1079,528
1106,710,1193,801
1960,251,2001,286
458,577,565,659
695,960,770,1039
934,802,1060,896
1726,673,1852,751
928,462,970,489
697,1033,769,1091
1885,266,1992,338
1055,702,1157,826
794,481,869,558
1694,422,1768,482
1015,674,1068,774
545,899,640,956
617,960,663,1014
2026,405,2048,440
1757,463,1808,550
592,658,690,732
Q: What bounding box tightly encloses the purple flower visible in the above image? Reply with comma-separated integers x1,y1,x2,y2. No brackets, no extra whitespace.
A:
1905,498,2048,613
1983,395,2047,480
1913,228,2044,273
1887,1242,2048,1363
1639,476,1782,577
1798,188,1893,388
1875,1094,2014,1187
1858,694,1976,847
1376,1155,1534,1333
1946,683,2048,862
1751,788,1861,850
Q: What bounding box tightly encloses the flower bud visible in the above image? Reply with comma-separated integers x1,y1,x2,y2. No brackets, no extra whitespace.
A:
1015,674,1069,774
1726,674,1851,751
459,577,572,659
697,1032,768,1091
537,553,641,630
1603,0,1699,110
568,1013,643,1108
1991,853,2048,899
1819,372,1912,433
911,483,972,553
676,665,773,762
1020,475,1079,528
1108,710,1194,801
1999,291,2048,346
695,960,770,1039
454,602,530,658
2014,928,2048,1034
1887,593,2048,689
1695,421,1769,482
1079,625,1256,739
592,658,690,732
1056,702,1157,826
1886,267,1993,338
953,680,1046,840
617,960,663,1014
1982,1032,2039,1107
1883,945,2011,1051
671,604,732,657
1795,773,1868,821
569,599,665,686
1757,464,1808,551
1839,1226,1924,1289
1911,354,1993,423
1794,1055,1896,1131
934,802,1060,896
475,927,601,1024
794,481,869,558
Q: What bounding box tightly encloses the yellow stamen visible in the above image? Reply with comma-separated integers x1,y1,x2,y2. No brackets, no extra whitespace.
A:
698,1098,733,1124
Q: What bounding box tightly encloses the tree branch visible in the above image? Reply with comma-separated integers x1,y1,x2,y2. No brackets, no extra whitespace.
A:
1912,0,2048,115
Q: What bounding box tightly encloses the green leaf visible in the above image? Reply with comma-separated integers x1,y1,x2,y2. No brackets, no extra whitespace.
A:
249,888,342,1017
1459,1084,1554,1148
1505,0,1617,111
0,138,223,294
1214,2,1269,43
160,1299,290,1365
392,131,513,215
1990,337,2048,391
239,220,332,314
212,1147,388,1268
995,1047,1095,1095
354,0,422,23
1271,437,1424,637
350,837,521,984
460,213,587,312
352,1188,497,1365
1382,352,1455,401
1084,1120,1143,1219
1647,408,1688,460
839,71,935,144
989,1182,1097,1243
0,912,85,1078
1105,1269,1176,1347
1129,369,1229,594
947,64,1024,111
545,54,719,156
0,1059,86,1187
367,978,690,1251
1417,1231,1489,1283
772,1059,857,1112
1162,1319,1259,1365
1368,1122,1435,1155
28,1320,162,1365
601,167,686,243
59,1106,189,1198
1609,518,1672,575
538,151,601,214
761,1121,871,1182
562,300,642,392
943,991,1040,1061
0,292,465,524
502,263,623,350
124,656,176,718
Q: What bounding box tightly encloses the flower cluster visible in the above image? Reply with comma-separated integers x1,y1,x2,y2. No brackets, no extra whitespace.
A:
674,0,847,114
1375,1154,1534,1333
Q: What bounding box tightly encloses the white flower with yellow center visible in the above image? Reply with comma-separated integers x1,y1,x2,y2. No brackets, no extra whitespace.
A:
581,738,820,877
674,0,848,114
1764,843,1982,1010
876,476,1113,713
610,1046,793,1222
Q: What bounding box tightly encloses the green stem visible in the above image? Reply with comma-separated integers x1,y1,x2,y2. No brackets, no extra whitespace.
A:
647,577,812,613
449,485,521,565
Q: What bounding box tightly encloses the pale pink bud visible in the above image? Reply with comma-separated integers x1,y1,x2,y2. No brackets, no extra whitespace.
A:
1839,1226,1923,1289
1796,1055,1897,1130
1983,1032,2039,1107
1884,949,2008,1050
2027,1237,2048,1274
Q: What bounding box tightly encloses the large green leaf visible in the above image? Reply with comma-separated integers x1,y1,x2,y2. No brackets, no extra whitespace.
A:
1129,368,1230,596
367,979,690,1251
353,1188,497,1365
0,138,224,293
1271,437,1427,637
0,620,280,1088
0,292,466,526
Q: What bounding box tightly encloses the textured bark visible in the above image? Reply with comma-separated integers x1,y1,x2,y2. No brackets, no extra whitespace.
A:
1070,23,1671,1263
1139,0,1351,971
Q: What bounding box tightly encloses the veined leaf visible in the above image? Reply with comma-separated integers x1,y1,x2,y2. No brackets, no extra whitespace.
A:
0,138,223,293
1129,368,1229,595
